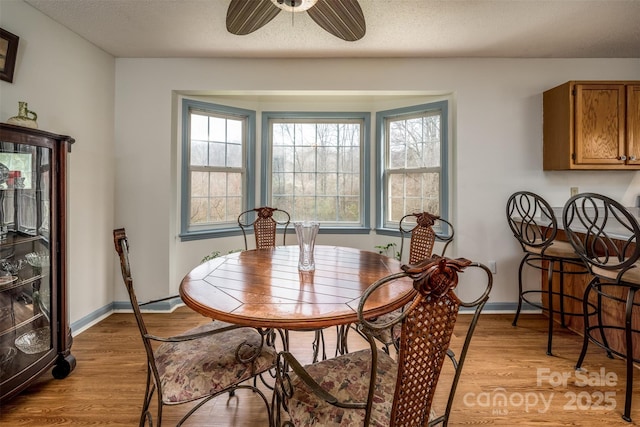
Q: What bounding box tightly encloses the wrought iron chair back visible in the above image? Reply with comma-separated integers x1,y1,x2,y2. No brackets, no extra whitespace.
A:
238,207,291,250
506,191,588,356
562,193,640,422
114,228,276,426
399,212,455,263
562,193,640,273
366,212,455,355
506,191,558,254
275,256,492,426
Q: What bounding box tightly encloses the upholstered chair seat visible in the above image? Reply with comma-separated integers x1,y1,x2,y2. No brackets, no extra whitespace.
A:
155,322,277,404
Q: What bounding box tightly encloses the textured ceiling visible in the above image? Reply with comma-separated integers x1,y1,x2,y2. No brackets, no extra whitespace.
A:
23,0,640,59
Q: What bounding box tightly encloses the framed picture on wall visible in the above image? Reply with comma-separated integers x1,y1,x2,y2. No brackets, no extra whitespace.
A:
0,28,19,83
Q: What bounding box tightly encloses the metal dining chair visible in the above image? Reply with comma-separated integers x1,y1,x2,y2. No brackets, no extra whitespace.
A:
273,256,492,427
113,228,277,426
506,190,589,356
366,212,455,354
400,211,455,264
562,193,640,422
237,206,290,250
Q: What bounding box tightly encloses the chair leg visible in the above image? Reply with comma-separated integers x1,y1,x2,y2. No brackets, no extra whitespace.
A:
156,393,163,427
576,282,593,370
594,283,614,359
312,329,327,362
335,324,349,356
140,370,154,427
512,255,528,327
622,287,636,423
558,260,567,328
546,260,555,356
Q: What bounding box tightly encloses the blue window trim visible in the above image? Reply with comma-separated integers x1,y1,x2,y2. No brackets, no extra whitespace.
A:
375,100,449,237
179,99,256,241
261,111,371,234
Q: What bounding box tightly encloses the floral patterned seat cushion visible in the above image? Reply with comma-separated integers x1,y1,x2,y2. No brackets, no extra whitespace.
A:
154,322,277,404
368,310,403,347
286,349,398,426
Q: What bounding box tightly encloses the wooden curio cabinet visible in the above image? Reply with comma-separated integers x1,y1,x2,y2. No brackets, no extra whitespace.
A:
0,123,75,402
543,80,640,170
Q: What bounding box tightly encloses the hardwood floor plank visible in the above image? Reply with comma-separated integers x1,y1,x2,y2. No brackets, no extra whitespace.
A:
0,308,637,425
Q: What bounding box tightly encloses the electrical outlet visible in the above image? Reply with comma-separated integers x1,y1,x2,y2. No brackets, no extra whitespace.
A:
570,187,579,197
489,261,497,274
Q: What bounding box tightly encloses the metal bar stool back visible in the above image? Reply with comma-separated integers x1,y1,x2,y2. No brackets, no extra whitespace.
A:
507,191,589,355
562,193,640,422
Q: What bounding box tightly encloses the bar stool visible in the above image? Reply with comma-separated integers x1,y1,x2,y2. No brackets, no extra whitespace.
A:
506,191,589,356
563,193,640,422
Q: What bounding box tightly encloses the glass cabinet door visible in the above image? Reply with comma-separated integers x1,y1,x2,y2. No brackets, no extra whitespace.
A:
0,143,52,380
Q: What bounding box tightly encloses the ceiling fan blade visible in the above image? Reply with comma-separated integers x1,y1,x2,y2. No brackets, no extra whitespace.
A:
307,0,366,41
227,0,281,35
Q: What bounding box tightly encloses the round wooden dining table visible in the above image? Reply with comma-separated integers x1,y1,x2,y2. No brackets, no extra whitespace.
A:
179,245,415,331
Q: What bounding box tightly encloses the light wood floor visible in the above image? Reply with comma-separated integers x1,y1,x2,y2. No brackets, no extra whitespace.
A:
1,308,638,426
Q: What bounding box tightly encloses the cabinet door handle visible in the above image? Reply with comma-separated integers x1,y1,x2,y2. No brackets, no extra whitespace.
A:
630,156,637,161
618,155,627,161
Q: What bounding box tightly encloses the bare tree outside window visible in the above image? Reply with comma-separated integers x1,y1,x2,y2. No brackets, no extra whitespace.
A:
189,111,245,226
271,119,362,224
385,109,442,226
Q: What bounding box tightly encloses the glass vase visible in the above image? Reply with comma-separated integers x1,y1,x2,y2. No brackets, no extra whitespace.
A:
294,221,319,272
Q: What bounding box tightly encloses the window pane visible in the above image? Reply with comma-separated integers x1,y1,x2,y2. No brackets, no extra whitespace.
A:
316,173,335,196
227,143,242,168
273,195,293,214
338,173,359,195
294,196,315,220
295,147,316,172
317,147,337,172
381,103,445,229
338,197,360,222
298,124,316,146
191,171,209,197
339,146,359,172
272,172,293,195
190,139,207,166
190,198,208,224
209,172,227,196
191,114,209,141
227,119,243,144
189,171,243,225
273,146,294,172
209,142,225,167
208,198,227,222
209,116,226,142
317,197,337,221
185,103,249,234
295,173,316,196
270,119,364,224
227,172,242,195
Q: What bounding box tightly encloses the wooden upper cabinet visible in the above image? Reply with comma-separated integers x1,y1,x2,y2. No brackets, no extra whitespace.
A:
543,81,640,170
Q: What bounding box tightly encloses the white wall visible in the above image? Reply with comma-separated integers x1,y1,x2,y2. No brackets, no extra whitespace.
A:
115,58,640,308
0,1,116,328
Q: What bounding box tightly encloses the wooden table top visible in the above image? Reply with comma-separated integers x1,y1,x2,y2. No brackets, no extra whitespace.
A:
179,245,415,330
